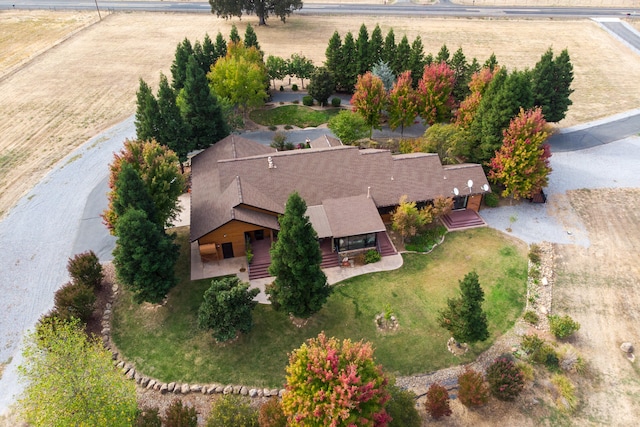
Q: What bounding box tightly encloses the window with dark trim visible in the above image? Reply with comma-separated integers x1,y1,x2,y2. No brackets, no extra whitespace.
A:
335,233,377,251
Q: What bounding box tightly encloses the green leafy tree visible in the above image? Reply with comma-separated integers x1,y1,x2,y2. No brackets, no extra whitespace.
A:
181,55,229,149
135,78,160,142
243,23,261,51
416,61,456,125
455,66,498,130
438,271,490,344
355,23,370,76
209,42,268,116
206,395,258,427
266,55,288,89
288,53,315,89
307,66,335,106
18,318,137,427
267,192,330,318
420,123,460,164
198,276,259,342
393,35,411,76
171,38,194,91
408,35,426,88
67,250,103,290
351,71,387,137
156,73,191,172
371,60,395,92
369,24,384,66
425,383,452,420
104,139,183,233
532,48,574,122
391,195,429,243
327,110,369,145
387,71,418,136
282,332,391,427
489,107,552,199
209,0,302,25
113,208,179,304
214,31,228,59
382,28,396,70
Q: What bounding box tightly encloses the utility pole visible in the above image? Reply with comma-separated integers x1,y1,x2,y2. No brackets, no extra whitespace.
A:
94,0,102,20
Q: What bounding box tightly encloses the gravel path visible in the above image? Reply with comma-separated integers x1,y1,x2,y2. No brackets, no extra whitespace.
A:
0,117,133,414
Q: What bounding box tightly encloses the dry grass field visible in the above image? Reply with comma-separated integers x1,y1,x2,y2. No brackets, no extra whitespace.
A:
1,10,640,222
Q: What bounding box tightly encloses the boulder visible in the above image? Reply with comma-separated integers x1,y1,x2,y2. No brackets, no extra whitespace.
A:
140,377,150,388
181,384,190,394
223,385,233,395
167,382,176,393
146,379,156,390
160,383,168,394
215,385,225,393
191,385,202,393
240,386,248,396
621,342,634,354
249,389,258,398
233,385,242,394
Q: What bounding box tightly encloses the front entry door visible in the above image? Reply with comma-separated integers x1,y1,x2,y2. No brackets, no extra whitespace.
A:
221,242,234,259
452,195,467,210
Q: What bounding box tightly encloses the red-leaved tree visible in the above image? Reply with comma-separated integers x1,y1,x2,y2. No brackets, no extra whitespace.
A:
489,107,552,200
282,332,391,427
416,62,456,125
351,72,388,138
387,71,419,136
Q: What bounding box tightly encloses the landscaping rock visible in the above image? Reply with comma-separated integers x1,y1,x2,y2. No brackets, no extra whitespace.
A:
181,384,190,394
240,386,248,396
249,389,258,398
223,385,233,394
140,377,150,388
201,386,208,394
126,368,135,380
167,382,175,393
160,383,168,394
233,385,242,394
621,342,634,354
146,379,156,390
270,389,279,397
215,385,225,393
191,384,201,393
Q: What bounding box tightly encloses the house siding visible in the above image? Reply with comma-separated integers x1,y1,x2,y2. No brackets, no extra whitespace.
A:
198,220,274,261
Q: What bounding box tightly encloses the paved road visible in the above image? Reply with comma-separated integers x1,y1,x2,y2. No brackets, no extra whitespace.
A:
3,0,638,19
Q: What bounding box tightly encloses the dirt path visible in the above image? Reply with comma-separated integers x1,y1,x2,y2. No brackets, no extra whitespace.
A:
553,188,640,425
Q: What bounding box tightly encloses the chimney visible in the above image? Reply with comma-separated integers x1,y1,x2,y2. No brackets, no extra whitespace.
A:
268,156,276,169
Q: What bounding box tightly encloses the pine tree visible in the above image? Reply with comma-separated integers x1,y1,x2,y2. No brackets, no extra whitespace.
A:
355,23,370,76
192,39,205,74
408,35,426,88
324,30,342,81
340,31,358,92
113,208,179,304
382,28,396,70
111,161,157,230
438,271,489,344
201,33,217,72
436,44,451,64
135,78,160,142
181,56,229,150
229,23,241,43
369,24,384,66
214,31,227,59
484,52,498,71
171,38,194,91
371,60,395,91
267,192,330,318
244,23,261,52
156,73,191,171
450,47,471,104
532,48,574,123
393,35,411,76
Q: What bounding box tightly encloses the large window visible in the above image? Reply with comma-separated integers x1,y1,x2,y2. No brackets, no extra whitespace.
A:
335,233,377,252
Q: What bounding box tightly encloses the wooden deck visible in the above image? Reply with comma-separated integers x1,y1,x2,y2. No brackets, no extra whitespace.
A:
441,209,487,231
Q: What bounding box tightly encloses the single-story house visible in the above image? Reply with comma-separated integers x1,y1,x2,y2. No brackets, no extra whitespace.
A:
190,134,490,277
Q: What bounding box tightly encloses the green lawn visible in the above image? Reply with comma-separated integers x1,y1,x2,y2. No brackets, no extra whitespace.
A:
111,227,527,388
249,105,341,128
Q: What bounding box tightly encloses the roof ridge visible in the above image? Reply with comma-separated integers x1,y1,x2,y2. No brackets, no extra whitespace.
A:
235,175,243,204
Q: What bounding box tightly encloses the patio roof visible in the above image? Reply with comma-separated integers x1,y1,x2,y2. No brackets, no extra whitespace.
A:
322,194,386,238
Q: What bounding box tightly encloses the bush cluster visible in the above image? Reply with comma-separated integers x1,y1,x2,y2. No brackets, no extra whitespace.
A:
549,314,580,339
364,249,382,264
330,96,341,107
302,95,313,106
484,191,499,207
67,251,103,290
523,310,540,325
486,356,525,401
386,384,421,427
521,334,560,371
528,243,542,264
206,395,258,427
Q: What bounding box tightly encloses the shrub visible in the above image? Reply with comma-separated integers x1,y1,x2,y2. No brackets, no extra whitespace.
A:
206,395,258,427
486,356,525,401
53,282,96,323
364,249,381,264
549,314,580,339
386,384,421,427
291,84,298,91
551,374,578,413
164,399,197,427
268,125,277,131
331,96,341,107
67,250,103,290
457,368,489,407
292,99,299,104
557,345,586,374
425,383,452,419
136,408,162,427
257,397,286,427
523,310,539,325
279,85,284,91
517,361,535,382
521,333,558,370
270,130,288,151
484,191,499,207
284,124,293,130
528,244,542,264
302,95,313,106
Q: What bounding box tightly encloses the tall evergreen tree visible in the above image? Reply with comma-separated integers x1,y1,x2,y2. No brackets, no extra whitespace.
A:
214,31,227,59
450,47,471,104
369,24,384,66
438,271,489,345
355,23,370,77
340,31,358,92
393,35,411,76
111,162,157,229
371,60,395,92
134,78,160,142
325,31,342,78
201,33,217,72
484,53,498,71
170,38,194,91
436,44,451,64
156,73,190,171
229,23,241,43
244,23,261,52
181,56,229,150
193,40,205,74
532,48,574,123
114,208,179,304
382,28,396,69
267,192,330,318
408,35,426,88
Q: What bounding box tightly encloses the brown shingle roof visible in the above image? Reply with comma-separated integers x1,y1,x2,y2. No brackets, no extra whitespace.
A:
191,137,490,241
322,195,386,238
309,135,343,149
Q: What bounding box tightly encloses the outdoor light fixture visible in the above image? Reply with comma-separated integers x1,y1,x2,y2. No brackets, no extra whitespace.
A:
453,187,459,196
